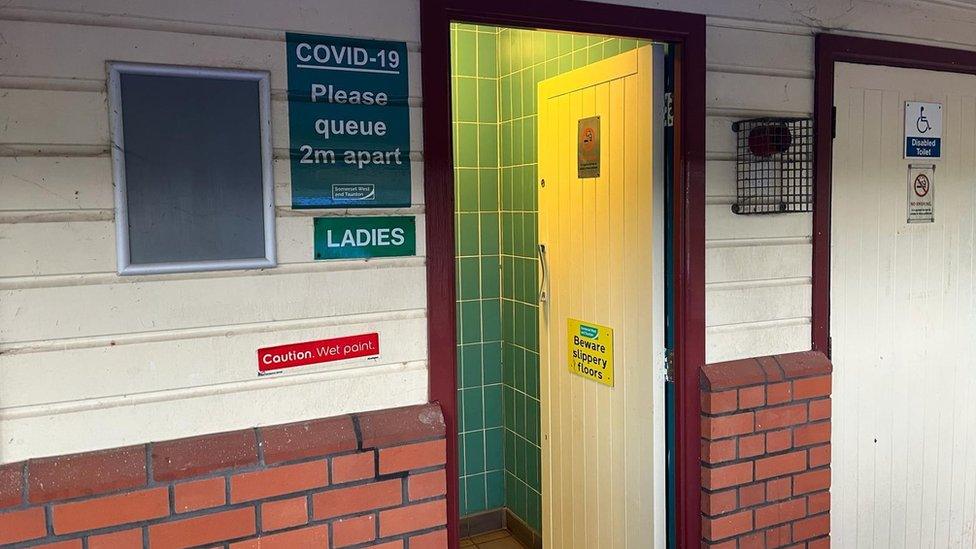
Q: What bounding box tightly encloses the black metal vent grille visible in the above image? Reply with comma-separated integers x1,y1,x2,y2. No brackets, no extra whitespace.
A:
732,117,813,214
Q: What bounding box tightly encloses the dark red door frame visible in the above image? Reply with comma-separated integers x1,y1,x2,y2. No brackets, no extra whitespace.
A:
420,1,706,546
813,34,976,354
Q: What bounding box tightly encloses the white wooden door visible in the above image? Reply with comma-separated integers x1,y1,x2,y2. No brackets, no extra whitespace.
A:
537,45,666,549
832,62,976,548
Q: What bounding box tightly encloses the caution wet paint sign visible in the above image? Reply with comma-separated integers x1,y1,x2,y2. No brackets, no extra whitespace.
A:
567,318,614,386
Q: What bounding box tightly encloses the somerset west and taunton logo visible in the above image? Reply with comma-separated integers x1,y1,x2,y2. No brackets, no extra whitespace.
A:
579,325,599,339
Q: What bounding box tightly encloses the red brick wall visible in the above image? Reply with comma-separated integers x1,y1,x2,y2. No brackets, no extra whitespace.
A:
0,403,448,548
701,351,832,548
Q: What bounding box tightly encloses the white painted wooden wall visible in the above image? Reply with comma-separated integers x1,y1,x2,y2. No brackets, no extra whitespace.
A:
0,0,429,463
3,0,976,462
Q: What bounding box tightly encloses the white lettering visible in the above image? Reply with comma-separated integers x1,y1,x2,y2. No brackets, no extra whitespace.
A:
310,83,327,102
391,227,405,246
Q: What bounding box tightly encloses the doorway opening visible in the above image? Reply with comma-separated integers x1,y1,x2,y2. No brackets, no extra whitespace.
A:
450,23,671,548
421,3,706,547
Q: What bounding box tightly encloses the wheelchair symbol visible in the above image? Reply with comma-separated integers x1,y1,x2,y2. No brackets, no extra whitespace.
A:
916,106,932,133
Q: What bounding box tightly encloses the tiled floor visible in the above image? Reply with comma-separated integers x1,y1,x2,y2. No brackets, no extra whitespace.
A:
460,530,528,549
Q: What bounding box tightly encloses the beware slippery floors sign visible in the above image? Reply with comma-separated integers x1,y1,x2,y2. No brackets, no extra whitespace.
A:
567,318,614,387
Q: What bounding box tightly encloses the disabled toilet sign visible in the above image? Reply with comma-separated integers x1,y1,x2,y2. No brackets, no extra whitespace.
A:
905,102,942,159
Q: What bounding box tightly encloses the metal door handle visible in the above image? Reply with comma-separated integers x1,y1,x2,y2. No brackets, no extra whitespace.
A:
538,243,549,303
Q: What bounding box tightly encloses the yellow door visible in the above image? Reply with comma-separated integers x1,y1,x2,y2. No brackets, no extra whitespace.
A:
538,45,665,548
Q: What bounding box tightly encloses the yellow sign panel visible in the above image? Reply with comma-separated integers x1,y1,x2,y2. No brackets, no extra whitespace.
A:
567,318,614,386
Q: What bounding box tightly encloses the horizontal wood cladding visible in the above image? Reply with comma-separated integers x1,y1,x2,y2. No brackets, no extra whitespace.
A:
0,403,447,547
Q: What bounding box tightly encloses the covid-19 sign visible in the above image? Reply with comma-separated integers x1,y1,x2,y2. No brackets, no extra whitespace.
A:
286,33,411,208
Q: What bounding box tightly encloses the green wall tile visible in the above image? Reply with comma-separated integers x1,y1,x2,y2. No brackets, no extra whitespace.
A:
513,347,525,393
573,33,588,50
478,80,498,123
558,54,572,74
484,343,502,384
484,385,503,429
457,430,467,474
486,427,504,470
482,299,501,341
510,31,523,72
524,351,539,399
478,32,498,78
515,435,527,480
480,213,499,254
500,122,513,166
455,123,478,168
515,392,527,436
462,387,484,431
455,169,478,212
458,257,480,300
504,430,516,474
510,72,522,119
486,470,505,508
481,256,500,298
502,346,515,387
498,31,511,76
455,30,477,77
545,32,559,59
454,78,478,122
463,430,486,472
499,76,512,121
461,343,482,389
527,490,541,532
526,399,540,446
478,124,497,168
588,44,602,64
464,474,487,515
524,117,537,165
460,300,481,344
457,213,479,256
479,169,499,211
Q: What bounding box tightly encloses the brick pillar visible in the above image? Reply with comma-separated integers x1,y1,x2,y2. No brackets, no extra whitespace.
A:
701,351,832,548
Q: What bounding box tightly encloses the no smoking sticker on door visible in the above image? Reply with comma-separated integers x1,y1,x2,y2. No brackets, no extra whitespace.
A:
567,318,614,386
907,164,935,224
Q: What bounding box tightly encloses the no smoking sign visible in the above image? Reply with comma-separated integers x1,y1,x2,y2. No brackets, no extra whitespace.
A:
913,173,930,197
907,165,935,224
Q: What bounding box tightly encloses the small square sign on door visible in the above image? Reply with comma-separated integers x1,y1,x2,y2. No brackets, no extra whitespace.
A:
577,116,600,178
904,101,942,159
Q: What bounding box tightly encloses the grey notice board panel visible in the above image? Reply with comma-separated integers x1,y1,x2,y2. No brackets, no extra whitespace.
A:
109,63,275,274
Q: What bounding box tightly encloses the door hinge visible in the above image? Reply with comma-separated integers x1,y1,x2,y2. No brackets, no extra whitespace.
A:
663,92,674,128
664,349,675,383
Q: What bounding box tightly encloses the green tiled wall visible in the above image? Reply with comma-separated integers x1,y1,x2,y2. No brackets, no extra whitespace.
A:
452,23,505,518
453,22,647,530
